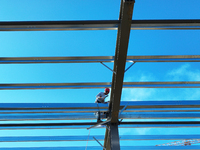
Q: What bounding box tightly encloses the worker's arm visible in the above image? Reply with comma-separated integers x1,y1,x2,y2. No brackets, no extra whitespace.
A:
96,92,107,103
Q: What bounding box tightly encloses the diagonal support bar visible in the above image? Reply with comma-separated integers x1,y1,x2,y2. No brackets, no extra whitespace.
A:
87,119,111,130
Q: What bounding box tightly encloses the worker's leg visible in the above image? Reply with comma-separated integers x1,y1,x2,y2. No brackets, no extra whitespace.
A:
97,111,101,123
95,102,102,123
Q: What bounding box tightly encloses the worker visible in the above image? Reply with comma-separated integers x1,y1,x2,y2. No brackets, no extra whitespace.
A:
95,88,110,103
95,88,110,122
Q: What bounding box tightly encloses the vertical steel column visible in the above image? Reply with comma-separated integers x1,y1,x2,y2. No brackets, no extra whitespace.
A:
104,124,120,150
109,124,120,149
109,0,135,123
104,0,135,150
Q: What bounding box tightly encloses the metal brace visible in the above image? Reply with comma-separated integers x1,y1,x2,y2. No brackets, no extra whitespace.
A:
100,62,116,74
87,119,111,130
119,102,129,116
100,61,135,74
93,136,106,150
124,61,135,72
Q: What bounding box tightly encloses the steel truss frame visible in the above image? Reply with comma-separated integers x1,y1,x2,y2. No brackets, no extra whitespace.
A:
1,0,200,150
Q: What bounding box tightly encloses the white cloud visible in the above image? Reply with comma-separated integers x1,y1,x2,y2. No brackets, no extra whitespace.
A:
167,64,200,81
123,72,157,101
122,88,156,101
123,63,200,101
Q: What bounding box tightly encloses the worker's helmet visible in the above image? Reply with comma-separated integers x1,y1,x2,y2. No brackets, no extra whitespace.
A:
105,88,110,94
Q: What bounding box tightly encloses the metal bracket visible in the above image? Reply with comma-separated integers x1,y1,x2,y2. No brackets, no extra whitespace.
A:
119,102,129,116
87,119,111,130
100,62,116,74
124,61,135,73
100,61,135,74
93,136,106,150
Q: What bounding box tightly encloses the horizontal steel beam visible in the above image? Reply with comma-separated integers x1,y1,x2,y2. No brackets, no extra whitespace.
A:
0,82,111,90
0,20,200,31
0,147,101,150
0,146,200,150
0,135,199,142
131,19,200,30
0,121,199,130
0,55,199,64
0,56,114,64
0,108,200,114
0,20,119,31
0,112,200,121
126,55,200,62
0,81,200,90
0,101,199,111
123,81,200,88
0,103,109,110
124,101,200,108
120,113,200,119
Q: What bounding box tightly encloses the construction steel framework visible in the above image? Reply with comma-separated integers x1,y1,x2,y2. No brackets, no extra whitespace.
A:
1,0,200,149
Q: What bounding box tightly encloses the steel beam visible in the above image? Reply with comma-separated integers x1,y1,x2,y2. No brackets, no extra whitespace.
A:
0,146,200,150
123,81,200,88
0,82,111,90
109,0,135,122
119,112,200,119
131,19,200,30
1,135,199,142
0,20,119,31
0,100,200,110
0,20,200,31
0,121,199,130
105,1,135,150
0,147,101,150
0,103,109,110
0,56,114,64
1,81,200,90
123,100,200,108
0,55,200,64
109,124,120,150
126,55,200,62
1,108,200,114
1,112,200,121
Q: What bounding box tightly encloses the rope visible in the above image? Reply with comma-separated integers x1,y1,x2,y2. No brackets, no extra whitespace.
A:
85,121,92,150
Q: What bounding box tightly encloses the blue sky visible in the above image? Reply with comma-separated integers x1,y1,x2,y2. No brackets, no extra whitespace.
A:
0,0,200,148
